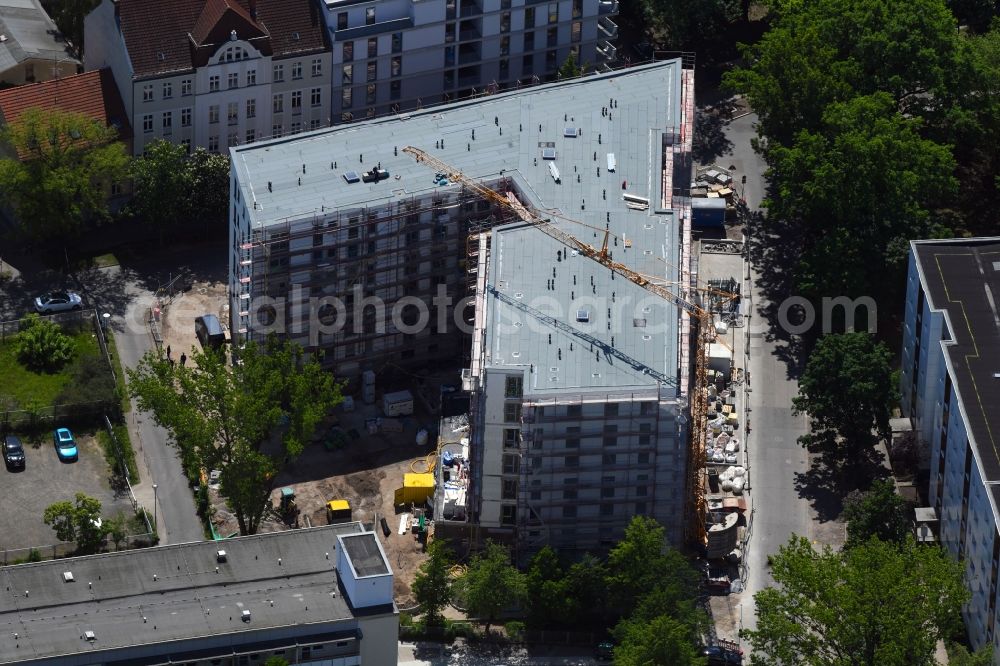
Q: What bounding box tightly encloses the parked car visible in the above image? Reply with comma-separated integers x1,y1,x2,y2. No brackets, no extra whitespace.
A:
3,435,25,469
53,428,78,462
703,644,743,665
595,641,615,662
34,291,83,313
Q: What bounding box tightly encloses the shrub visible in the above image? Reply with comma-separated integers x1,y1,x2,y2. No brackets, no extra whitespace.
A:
55,354,119,418
14,314,73,372
504,620,526,641
97,424,138,481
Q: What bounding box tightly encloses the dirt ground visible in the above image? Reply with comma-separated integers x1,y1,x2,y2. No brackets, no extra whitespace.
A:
156,279,228,359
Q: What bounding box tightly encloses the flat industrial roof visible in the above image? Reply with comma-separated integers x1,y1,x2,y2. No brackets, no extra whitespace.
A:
339,532,390,577
913,239,1000,481
0,523,383,664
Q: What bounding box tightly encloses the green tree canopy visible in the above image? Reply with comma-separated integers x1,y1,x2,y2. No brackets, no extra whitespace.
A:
457,541,526,634
127,336,341,534
412,539,454,626
13,313,74,373
613,614,708,666
842,479,910,549
43,492,107,554
744,535,968,666
0,108,128,241
792,332,898,463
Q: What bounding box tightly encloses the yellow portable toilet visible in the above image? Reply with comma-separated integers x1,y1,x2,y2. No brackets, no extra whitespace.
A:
394,473,435,506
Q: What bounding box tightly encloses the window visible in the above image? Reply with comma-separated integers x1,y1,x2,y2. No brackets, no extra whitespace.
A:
567,404,581,418
636,485,648,497
605,403,619,417
522,53,533,75
246,128,255,143
208,135,219,152
273,64,284,82
209,75,220,91
524,31,535,51
366,6,375,24
563,488,577,500
209,105,219,123
368,37,378,58
547,26,557,47
531,491,542,501
342,64,353,85
181,108,191,127
272,124,283,137
601,485,615,498
181,138,191,153
143,84,153,102
246,98,256,118
390,79,401,99
504,429,520,449
292,62,302,79
228,131,238,147
181,79,192,96
391,55,401,77
273,94,284,113
366,106,375,118
162,111,172,131
291,90,302,112
504,403,522,423
310,118,322,130
392,32,402,53
502,479,517,500
142,114,153,133
505,375,523,398
162,82,172,98
337,11,348,29
501,11,510,31
603,453,616,465
635,502,647,515
571,20,581,42
638,452,650,464
500,35,510,56
308,87,320,107
366,83,376,105
342,88,353,108
565,455,579,467
228,102,238,124
343,41,354,62
501,505,516,525
312,58,323,76
502,454,519,475
601,503,614,516
562,505,577,518
573,0,582,18
548,2,558,22
525,6,535,27
228,72,239,89
247,69,256,85
290,121,301,134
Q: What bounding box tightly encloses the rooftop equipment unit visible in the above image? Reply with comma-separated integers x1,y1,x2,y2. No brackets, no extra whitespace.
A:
342,170,360,184
548,163,561,183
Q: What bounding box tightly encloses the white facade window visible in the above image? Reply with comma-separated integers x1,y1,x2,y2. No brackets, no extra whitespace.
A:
342,88,352,108
143,85,153,102
365,6,375,24
291,121,302,134
228,131,238,147
311,88,322,107
273,94,284,113
228,72,239,89
162,82,172,98
310,118,322,130
209,75,220,92
272,123,283,138
246,128,255,143
247,69,256,86
142,114,153,132
291,91,302,111
162,111,172,131
181,79,192,96
311,58,322,76
209,105,219,123
209,135,219,152
273,64,284,82
227,102,238,125
391,56,401,77
246,98,256,118
292,62,302,80
342,64,353,85
181,138,191,153
181,108,191,127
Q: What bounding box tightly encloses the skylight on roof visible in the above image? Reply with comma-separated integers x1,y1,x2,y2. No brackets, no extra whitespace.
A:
564,127,578,138
542,147,556,160
343,170,360,183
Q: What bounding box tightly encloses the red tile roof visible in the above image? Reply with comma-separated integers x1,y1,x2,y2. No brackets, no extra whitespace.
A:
0,68,132,158
117,0,328,79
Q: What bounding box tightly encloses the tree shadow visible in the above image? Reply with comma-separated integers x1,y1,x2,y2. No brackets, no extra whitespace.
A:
693,112,734,165
793,446,891,522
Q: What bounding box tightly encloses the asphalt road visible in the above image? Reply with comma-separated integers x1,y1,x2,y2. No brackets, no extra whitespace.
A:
720,111,814,636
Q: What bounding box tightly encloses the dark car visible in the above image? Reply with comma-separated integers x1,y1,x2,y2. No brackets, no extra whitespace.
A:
595,641,614,662
703,644,743,665
3,435,25,469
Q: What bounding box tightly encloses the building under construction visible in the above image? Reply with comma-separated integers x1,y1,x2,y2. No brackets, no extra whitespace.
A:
229,57,698,554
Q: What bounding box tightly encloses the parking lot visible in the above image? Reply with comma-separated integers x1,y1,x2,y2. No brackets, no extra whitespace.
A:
0,431,134,556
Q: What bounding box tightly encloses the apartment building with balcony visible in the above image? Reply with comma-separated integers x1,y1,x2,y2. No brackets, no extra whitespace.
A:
84,0,331,155
321,0,618,121
901,238,1000,662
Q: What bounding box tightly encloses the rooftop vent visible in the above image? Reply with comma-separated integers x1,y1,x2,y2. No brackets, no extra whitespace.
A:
216,549,227,563
63,571,74,583
84,631,96,642
342,170,360,184
0,35,7,42
633,318,647,327
548,162,561,183
542,147,556,160
564,127,578,138
576,309,590,322
241,609,252,622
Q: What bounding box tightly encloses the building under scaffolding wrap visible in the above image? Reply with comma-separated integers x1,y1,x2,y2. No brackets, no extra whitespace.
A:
229,57,697,555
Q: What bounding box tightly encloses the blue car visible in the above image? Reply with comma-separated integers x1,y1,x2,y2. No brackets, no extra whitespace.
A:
54,428,78,462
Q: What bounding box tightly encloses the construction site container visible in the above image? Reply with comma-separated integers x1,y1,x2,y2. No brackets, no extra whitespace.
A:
707,343,733,375
326,499,352,524
382,390,414,417
692,197,726,228
393,473,435,506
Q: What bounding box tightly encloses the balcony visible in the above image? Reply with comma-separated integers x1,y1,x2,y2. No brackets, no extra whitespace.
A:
598,16,617,39
599,0,618,14
597,39,616,61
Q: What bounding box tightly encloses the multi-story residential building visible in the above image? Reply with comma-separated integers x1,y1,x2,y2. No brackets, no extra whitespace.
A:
83,0,331,155
0,523,398,665
0,0,79,85
901,237,1000,661
322,0,618,122
229,57,695,555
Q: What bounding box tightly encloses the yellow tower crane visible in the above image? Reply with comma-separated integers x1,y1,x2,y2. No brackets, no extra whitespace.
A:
402,145,734,548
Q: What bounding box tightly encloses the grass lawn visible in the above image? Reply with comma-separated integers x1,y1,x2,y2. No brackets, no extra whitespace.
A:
0,330,100,407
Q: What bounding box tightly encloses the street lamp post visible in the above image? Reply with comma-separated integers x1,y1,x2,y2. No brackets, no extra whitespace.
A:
152,484,158,534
